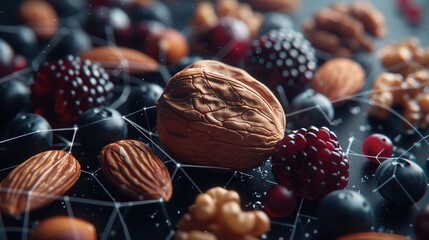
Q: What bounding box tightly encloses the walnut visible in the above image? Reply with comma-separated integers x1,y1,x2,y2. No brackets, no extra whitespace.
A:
175,187,270,240
368,70,429,129
157,60,285,170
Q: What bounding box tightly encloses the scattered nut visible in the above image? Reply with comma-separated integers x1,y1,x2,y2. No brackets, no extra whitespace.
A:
80,46,159,75
99,139,172,201
157,60,285,170
337,232,407,240
247,0,300,13
0,150,81,215
176,187,270,240
312,58,365,104
30,216,97,240
19,0,59,40
368,70,429,129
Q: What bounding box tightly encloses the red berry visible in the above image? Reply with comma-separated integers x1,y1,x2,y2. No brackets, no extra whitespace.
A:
263,185,298,218
272,126,349,200
362,133,393,164
416,204,429,240
245,29,316,100
31,55,114,125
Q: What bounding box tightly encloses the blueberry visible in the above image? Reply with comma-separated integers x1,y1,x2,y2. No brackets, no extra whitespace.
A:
259,13,294,36
317,190,374,239
0,80,31,124
50,29,92,59
0,26,38,59
127,82,163,130
87,7,131,41
0,38,13,69
4,113,53,160
290,89,334,128
375,158,427,206
46,0,88,18
78,107,128,155
128,1,172,26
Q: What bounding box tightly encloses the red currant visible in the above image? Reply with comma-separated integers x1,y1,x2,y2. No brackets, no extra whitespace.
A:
263,185,298,218
362,133,393,164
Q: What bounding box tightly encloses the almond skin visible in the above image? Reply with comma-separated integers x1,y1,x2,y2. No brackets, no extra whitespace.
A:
99,139,172,201
80,46,159,75
0,150,81,215
337,232,407,240
30,216,97,240
19,0,59,40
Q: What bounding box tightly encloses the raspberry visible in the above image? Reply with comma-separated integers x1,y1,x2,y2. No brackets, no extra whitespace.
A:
31,55,114,125
245,29,316,100
271,126,349,200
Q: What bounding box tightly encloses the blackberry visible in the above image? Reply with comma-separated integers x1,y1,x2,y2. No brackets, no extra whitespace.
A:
272,126,349,200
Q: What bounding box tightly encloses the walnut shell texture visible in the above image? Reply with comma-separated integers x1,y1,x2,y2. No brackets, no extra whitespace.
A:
100,139,172,201
157,60,285,170
0,150,81,215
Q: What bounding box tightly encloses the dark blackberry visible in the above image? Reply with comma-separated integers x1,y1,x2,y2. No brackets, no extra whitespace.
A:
272,126,349,200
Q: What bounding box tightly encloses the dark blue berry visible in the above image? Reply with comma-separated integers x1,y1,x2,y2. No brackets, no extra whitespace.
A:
49,29,92,60
0,38,13,69
317,190,374,239
4,113,53,160
0,80,31,124
375,158,427,206
78,107,128,155
290,89,334,128
128,1,171,26
258,13,293,36
0,26,38,59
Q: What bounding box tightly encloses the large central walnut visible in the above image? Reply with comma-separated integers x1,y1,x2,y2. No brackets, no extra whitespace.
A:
157,60,285,170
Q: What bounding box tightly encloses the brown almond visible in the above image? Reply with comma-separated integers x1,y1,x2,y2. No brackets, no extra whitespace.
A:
99,139,172,201
19,0,58,39
337,232,407,240
0,150,81,215
80,46,159,75
312,58,365,104
30,216,97,240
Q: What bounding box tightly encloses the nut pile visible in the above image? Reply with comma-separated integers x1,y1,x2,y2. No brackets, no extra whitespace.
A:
368,70,429,129
303,2,386,57
379,38,429,77
175,187,270,240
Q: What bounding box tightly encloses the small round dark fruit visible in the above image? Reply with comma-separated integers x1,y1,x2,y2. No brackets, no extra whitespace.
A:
128,1,172,26
4,113,53,160
46,0,88,18
258,12,293,36
375,158,427,206
290,89,334,128
317,190,374,239
127,82,163,131
263,185,298,218
78,107,128,155
416,204,429,240
0,80,31,124
0,26,38,59
87,6,131,42
362,133,393,164
0,38,14,73
50,29,92,59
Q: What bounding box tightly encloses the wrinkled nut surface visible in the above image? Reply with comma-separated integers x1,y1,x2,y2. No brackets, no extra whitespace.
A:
30,216,97,240
176,187,270,240
337,232,407,240
312,58,365,104
100,139,172,201
80,46,159,75
19,0,59,39
157,60,285,170
368,70,429,129
0,150,81,215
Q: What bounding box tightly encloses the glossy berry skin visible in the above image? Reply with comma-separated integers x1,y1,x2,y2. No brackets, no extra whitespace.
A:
78,107,127,155
0,80,31,124
263,185,298,219
202,17,251,66
0,38,14,75
0,26,38,59
375,158,427,206
87,6,131,42
317,190,374,239
258,13,293,36
31,55,114,126
246,29,316,100
127,82,163,130
49,29,92,60
128,1,172,26
290,89,334,128
4,113,53,160
362,133,393,164
272,126,349,200
416,204,429,240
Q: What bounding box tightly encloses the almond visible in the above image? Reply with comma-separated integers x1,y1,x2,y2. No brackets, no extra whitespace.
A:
19,0,59,40
99,139,172,201
312,58,365,104
337,232,407,240
80,46,159,75
30,216,97,240
0,150,81,215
